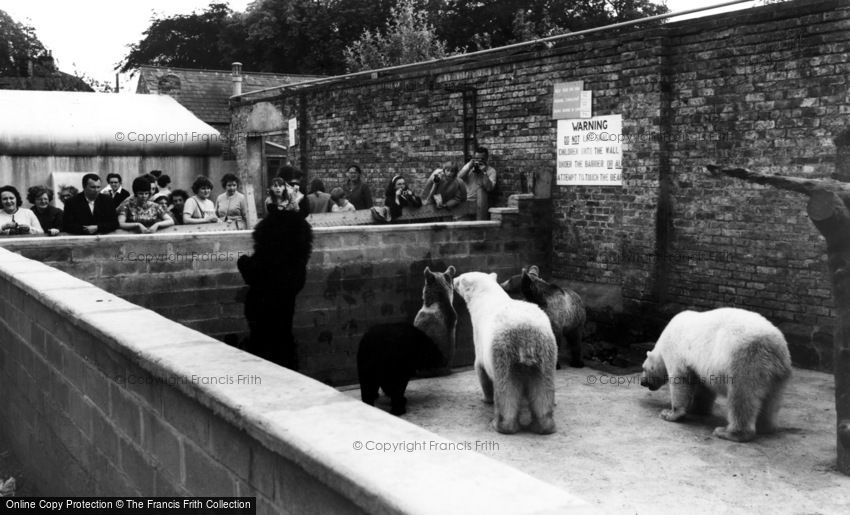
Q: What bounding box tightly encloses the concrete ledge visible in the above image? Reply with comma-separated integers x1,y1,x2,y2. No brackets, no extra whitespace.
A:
0,246,594,512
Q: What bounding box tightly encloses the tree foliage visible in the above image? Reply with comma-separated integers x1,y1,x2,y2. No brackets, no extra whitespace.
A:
119,3,237,73
120,0,668,75
0,9,49,76
344,0,449,72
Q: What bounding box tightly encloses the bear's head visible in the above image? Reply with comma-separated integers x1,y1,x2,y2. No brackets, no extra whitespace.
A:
453,271,498,303
640,350,668,391
422,265,456,307
500,265,539,294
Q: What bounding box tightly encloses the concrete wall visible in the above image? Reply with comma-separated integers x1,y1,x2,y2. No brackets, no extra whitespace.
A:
1,196,550,385
229,0,846,370
0,246,590,512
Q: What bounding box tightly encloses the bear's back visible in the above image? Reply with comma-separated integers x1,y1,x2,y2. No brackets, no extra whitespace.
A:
660,308,790,373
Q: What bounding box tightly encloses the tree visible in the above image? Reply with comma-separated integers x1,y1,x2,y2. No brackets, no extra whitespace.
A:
238,0,393,74
0,9,92,91
0,9,48,76
344,0,450,72
118,3,238,73
427,0,668,52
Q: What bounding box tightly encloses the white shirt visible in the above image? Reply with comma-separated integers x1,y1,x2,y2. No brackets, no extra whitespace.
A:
0,208,44,235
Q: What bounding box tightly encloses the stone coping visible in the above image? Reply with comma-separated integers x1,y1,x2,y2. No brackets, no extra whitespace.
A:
0,219,501,245
0,246,593,513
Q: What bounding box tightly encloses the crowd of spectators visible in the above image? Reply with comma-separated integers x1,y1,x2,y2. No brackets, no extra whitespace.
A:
0,146,498,236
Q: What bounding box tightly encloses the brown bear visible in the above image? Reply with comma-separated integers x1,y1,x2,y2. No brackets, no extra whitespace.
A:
502,265,586,369
413,266,457,374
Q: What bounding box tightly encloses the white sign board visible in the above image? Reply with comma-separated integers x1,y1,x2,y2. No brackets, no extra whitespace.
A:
288,118,298,147
556,115,623,186
552,81,583,119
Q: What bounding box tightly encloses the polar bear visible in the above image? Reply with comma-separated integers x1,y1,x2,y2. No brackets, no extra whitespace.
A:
454,271,557,434
640,307,792,442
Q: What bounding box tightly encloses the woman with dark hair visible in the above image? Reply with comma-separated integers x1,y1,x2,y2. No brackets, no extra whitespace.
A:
306,178,332,214
215,173,250,228
117,177,174,233
343,164,372,209
27,185,63,236
169,189,189,225
384,174,422,220
265,177,300,215
0,185,43,235
183,176,218,224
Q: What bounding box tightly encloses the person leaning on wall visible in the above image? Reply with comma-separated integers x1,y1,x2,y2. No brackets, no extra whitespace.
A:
0,185,43,236
422,163,468,215
183,176,219,224
102,173,131,211
458,146,497,220
62,173,119,235
343,164,373,209
306,178,333,214
27,185,62,236
384,174,422,220
116,176,175,234
215,173,250,229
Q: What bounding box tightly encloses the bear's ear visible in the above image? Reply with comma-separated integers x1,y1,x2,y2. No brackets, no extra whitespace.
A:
528,265,540,277
489,272,498,281
445,265,456,278
423,266,432,277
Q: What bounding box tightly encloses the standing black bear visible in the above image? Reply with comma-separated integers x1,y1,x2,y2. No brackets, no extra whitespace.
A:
357,323,446,415
237,209,313,369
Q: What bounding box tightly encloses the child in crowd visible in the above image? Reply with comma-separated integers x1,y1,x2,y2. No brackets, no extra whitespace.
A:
265,177,300,214
169,190,188,225
330,187,356,212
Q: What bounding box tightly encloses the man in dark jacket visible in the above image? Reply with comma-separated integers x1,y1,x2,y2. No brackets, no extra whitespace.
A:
103,173,130,210
62,174,119,235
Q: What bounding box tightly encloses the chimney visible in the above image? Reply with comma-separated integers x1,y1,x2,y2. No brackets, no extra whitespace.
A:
231,62,243,96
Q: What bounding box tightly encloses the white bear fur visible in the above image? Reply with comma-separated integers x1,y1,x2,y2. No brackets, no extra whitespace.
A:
453,271,557,434
641,307,792,442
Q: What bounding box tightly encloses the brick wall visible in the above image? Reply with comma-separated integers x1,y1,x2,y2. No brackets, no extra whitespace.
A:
0,246,587,512
230,0,847,370
1,197,549,385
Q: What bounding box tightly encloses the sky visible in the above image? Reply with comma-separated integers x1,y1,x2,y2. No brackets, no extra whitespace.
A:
2,0,760,92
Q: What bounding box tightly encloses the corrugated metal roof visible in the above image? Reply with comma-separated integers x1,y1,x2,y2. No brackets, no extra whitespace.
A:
0,90,221,156
137,66,325,123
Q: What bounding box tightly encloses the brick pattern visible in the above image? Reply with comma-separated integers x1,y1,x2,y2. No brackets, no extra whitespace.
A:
231,0,847,370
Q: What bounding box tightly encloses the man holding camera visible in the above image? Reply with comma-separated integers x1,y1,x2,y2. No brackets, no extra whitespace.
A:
458,146,497,220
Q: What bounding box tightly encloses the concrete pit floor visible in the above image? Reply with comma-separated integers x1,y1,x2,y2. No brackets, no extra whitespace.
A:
342,365,850,514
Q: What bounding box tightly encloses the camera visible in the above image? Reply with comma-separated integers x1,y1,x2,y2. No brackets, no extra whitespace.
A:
434,174,441,184
8,223,29,235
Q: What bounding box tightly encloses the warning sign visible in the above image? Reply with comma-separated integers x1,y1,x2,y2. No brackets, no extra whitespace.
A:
556,115,623,186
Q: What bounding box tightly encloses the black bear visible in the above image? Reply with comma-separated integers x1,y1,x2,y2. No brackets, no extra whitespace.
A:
357,323,446,415
237,209,313,369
